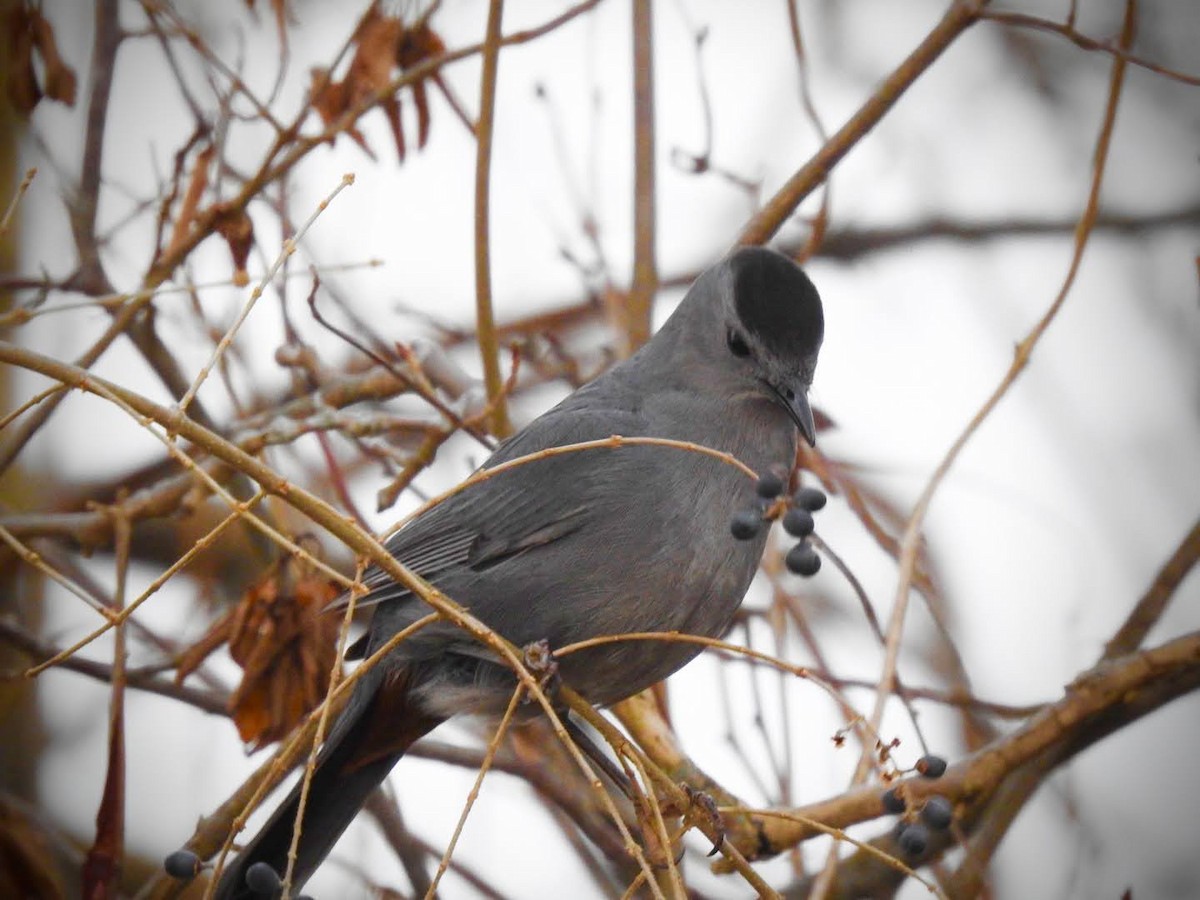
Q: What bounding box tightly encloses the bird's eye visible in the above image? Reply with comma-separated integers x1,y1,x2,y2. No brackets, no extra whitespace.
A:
726,329,751,358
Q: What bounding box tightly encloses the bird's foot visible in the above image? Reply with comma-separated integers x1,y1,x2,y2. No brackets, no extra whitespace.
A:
682,783,727,857
520,638,561,702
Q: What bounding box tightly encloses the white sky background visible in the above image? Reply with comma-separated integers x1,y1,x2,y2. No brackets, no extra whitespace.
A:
13,0,1200,898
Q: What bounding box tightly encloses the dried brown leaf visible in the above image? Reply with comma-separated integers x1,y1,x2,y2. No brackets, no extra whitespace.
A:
346,6,402,102
212,205,254,287
309,66,346,125
396,21,446,70
225,551,341,749
397,24,446,150
382,93,406,162
345,7,403,160
29,9,76,106
411,81,430,150
309,66,374,158
309,10,446,163
161,144,214,264
175,547,342,749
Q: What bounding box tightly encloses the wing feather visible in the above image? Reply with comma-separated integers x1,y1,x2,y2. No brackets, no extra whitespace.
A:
341,402,645,613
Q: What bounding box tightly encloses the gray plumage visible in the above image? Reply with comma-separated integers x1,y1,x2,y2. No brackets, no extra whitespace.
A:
214,246,823,898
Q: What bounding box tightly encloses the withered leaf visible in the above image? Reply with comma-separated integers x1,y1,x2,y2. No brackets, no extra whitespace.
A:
212,205,254,287
309,66,345,124
29,9,76,106
161,143,214,265
2,5,77,115
346,6,402,102
396,21,447,70
309,66,375,158
177,548,342,750
411,81,429,151
307,10,447,163
346,7,404,160
382,94,405,162
397,24,446,150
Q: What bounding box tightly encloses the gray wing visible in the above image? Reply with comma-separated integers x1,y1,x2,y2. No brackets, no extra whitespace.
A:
350,398,646,612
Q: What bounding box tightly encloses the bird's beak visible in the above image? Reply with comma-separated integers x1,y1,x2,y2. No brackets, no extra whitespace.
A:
766,379,817,447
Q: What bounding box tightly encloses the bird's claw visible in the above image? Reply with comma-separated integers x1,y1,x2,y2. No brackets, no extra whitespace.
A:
683,783,726,856
521,638,560,702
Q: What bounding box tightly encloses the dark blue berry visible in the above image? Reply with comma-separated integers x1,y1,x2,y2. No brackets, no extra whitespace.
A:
245,861,282,895
920,795,953,830
785,541,821,576
881,787,906,814
730,509,762,540
782,507,814,537
793,486,827,511
916,755,947,778
163,849,201,880
755,471,785,499
896,821,930,856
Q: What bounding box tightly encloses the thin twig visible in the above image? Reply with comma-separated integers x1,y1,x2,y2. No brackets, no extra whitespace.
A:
70,0,120,295
281,562,365,898
0,525,117,619
0,617,229,715
861,0,1134,771
472,0,512,438
81,504,131,896
738,0,987,247
982,8,1200,86
0,168,37,238
18,490,265,675
556,629,879,753
0,341,659,898
204,614,441,899
1103,515,1200,660
626,0,657,353
784,0,830,263
177,173,355,415
0,289,157,477
426,684,526,899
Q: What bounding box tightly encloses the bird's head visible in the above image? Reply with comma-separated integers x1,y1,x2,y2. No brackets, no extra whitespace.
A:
669,246,824,445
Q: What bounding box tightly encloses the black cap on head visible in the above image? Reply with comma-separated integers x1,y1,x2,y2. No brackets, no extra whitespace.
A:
730,247,823,360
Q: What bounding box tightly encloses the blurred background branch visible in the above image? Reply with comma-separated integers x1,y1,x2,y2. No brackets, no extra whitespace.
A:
0,0,1196,898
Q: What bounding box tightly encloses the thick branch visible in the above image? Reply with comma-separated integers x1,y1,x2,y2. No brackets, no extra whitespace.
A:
780,630,1200,898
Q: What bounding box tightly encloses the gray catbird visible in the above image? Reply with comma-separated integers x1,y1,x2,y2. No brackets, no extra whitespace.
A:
214,246,823,898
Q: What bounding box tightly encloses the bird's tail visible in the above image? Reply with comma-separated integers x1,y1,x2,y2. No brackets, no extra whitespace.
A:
215,670,442,899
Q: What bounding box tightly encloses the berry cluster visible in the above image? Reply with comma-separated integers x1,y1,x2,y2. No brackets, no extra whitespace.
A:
163,851,315,899
730,470,827,577
879,754,953,859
